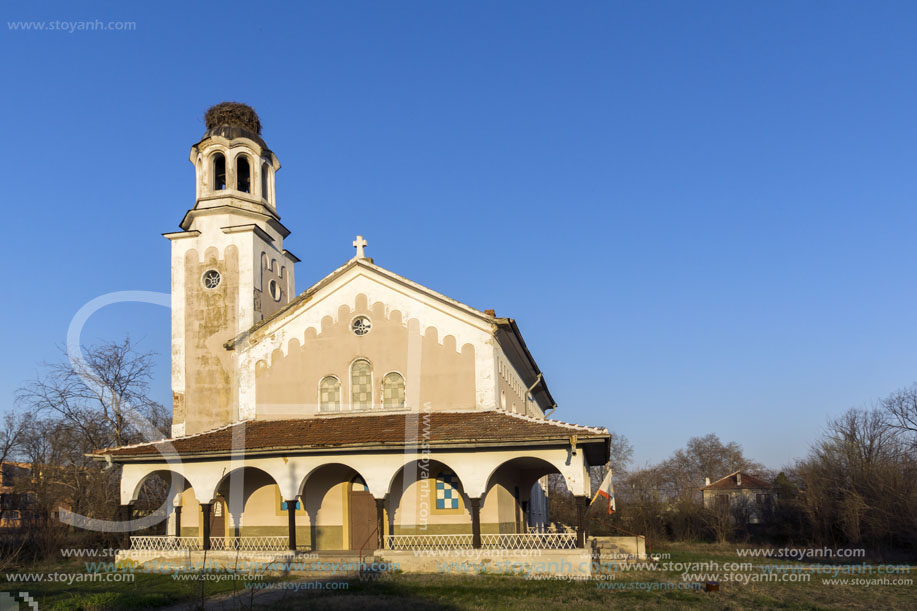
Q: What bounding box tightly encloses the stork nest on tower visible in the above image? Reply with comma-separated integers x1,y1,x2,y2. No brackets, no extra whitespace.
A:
204,102,262,134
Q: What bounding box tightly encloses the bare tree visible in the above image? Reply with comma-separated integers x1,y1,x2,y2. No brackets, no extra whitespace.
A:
17,338,168,449
587,430,634,497
10,338,169,559
0,410,27,466
881,383,917,439
796,407,917,550
701,497,735,544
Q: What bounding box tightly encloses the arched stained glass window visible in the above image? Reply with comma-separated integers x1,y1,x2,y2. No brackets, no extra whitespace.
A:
319,376,340,412
382,372,405,409
351,359,372,410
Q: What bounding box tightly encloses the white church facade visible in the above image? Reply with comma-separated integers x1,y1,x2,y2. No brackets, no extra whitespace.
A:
94,103,610,554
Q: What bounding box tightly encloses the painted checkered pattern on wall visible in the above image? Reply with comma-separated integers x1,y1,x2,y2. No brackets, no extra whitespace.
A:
436,471,460,510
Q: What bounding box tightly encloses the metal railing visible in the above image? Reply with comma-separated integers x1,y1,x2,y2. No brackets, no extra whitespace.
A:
209,536,288,551
481,533,577,550
385,534,473,550
130,532,577,552
128,536,202,551
385,532,577,550
128,536,288,552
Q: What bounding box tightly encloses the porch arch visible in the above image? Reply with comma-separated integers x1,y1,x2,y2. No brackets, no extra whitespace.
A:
386,458,471,538
481,456,567,536
483,456,572,497
128,469,196,506
384,457,468,501
123,469,199,539
120,462,208,506
210,466,285,541
298,462,376,551
298,461,375,498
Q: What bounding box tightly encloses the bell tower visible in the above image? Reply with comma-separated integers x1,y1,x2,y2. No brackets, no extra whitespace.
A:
165,103,299,437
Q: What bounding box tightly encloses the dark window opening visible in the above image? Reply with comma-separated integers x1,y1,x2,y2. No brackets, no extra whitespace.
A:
261,162,269,201
237,156,251,193
213,154,226,190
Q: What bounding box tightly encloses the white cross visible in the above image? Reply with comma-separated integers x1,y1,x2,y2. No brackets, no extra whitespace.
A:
352,235,368,259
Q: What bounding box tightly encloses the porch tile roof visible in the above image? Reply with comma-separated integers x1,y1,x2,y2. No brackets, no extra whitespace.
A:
95,411,608,459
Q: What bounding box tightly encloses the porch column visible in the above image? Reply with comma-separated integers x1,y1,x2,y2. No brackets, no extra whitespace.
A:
375,497,386,550
200,503,213,551
173,506,182,538
286,500,297,551
119,503,134,549
470,497,482,549
575,496,589,548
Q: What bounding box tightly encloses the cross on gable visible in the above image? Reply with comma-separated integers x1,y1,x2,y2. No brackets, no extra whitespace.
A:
352,235,368,259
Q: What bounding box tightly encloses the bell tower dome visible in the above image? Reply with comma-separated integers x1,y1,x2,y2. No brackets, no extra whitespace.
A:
165,103,299,437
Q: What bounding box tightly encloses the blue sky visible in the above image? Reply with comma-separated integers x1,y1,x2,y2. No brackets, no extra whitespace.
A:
2,1,916,469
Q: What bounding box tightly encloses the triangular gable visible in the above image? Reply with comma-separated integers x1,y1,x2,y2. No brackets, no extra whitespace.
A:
228,258,496,355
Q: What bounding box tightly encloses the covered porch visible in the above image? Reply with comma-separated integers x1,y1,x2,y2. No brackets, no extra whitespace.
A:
103,412,609,554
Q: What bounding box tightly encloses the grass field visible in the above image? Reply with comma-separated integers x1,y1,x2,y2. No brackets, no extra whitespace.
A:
0,544,913,610
0,558,281,610
267,543,915,611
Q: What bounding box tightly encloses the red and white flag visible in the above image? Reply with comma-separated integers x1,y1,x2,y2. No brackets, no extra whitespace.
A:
592,469,616,515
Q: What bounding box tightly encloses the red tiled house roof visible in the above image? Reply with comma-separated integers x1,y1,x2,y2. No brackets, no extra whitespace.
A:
701,471,772,491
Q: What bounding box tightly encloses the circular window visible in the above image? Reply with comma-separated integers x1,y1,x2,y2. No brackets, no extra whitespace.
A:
202,269,221,289
268,279,281,301
351,316,372,336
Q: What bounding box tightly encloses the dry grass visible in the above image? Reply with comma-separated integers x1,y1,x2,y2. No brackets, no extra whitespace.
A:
264,543,915,611
1,544,912,609
265,573,915,611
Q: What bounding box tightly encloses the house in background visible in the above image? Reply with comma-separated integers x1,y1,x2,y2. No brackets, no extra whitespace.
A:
0,462,36,531
701,471,774,524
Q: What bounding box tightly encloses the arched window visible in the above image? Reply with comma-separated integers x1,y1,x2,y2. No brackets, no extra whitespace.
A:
319,376,340,412
435,470,461,510
261,162,270,201
236,156,251,193
213,153,226,190
350,359,373,410
382,372,405,409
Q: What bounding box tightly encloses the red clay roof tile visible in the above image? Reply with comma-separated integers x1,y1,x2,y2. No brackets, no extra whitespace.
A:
96,412,608,458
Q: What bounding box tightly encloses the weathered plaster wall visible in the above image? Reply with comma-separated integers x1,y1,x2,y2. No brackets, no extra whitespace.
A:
182,246,239,434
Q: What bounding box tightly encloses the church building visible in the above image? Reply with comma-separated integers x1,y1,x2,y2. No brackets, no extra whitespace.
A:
94,103,610,556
